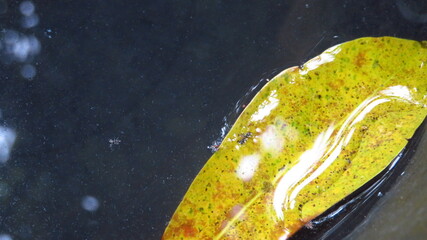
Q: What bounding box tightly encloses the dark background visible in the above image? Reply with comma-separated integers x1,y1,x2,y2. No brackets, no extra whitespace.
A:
0,0,426,239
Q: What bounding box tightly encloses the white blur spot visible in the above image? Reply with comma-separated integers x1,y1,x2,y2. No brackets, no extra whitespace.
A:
0,127,16,164
81,195,100,212
250,90,279,122
0,233,12,240
235,154,260,182
21,14,39,28
19,1,35,16
261,125,284,153
377,192,383,197
20,64,36,79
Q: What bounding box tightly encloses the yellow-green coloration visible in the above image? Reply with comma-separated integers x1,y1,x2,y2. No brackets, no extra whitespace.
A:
162,37,427,239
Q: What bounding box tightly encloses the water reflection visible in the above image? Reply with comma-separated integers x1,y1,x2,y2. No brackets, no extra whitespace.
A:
273,124,335,220
300,45,341,75
380,85,421,105
272,85,421,220
250,90,279,122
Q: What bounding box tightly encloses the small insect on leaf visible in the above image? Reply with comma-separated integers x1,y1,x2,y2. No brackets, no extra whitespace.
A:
162,37,427,239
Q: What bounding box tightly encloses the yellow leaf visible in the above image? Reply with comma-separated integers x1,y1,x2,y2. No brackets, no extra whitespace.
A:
162,37,427,239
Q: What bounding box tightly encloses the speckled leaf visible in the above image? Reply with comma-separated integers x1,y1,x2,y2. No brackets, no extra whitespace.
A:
162,37,427,239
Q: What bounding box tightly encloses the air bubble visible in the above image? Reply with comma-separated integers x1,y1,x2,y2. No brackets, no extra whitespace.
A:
19,1,35,16
20,64,36,79
0,127,16,163
21,14,39,28
81,195,100,212
0,234,12,240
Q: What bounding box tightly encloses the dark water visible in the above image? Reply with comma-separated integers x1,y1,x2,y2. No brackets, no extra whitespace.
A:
0,0,425,239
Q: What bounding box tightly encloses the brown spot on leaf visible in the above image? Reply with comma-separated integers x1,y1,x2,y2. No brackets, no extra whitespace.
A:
354,52,366,67
181,220,198,237
327,78,344,89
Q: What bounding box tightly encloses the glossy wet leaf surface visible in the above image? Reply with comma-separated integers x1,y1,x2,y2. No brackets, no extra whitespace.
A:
162,37,427,239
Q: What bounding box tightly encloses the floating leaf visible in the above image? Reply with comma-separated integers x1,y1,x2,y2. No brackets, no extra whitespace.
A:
162,37,427,239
